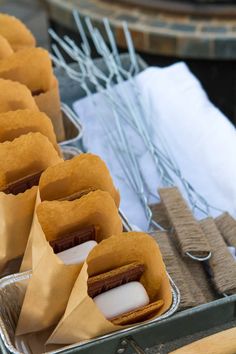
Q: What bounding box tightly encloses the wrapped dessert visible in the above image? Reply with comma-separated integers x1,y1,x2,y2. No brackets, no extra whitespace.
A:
39,153,120,205
0,132,61,275
0,13,36,51
0,47,64,141
0,47,53,94
0,79,39,113
0,109,59,153
16,190,122,335
21,153,120,270
0,34,13,59
47,232,173,345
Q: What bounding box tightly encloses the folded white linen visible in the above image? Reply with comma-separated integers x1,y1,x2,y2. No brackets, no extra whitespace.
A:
74,62,236,231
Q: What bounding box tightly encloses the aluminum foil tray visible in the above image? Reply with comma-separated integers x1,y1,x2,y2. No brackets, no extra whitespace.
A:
0,271,179,354
59,103,83,147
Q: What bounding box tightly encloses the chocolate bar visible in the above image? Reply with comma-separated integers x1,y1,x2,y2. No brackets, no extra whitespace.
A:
88,262,145,298
32,89,44,96
1,170,43,195
50,225,97,254
59,188,95,202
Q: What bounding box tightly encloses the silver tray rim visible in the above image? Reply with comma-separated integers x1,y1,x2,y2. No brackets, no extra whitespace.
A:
60,145,83,158
0,269,180,354
59,103,83,147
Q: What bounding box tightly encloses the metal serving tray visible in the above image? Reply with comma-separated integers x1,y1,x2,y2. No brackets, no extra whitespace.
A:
52,53,236,353
0,269,235,354
0,262,179,354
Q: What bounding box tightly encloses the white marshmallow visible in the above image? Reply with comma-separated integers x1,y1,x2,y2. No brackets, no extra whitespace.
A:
57,240,97,265
94,281,149,320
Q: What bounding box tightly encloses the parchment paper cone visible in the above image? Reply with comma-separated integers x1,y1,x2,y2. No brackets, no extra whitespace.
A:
34,77,65,142
47,232,172,345
16,190,123,335
0,47,53,93
39,153,120,206
0,35,13,59
0,132,61,275
0,48,65,141
0,79,39,113
215,212,236,249
0,13,36,51
0,109,59,153
21,153,120,271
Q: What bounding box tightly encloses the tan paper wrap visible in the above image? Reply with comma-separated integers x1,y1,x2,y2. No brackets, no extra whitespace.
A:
0,79,39,113
0,35,13,59
47,232,173,345
0,109,59,153
0,48,54,93
34,77,65,142
0,48,64,141
0,132,61,274
0,14,36,51
39,153,120,206
21,154,120,271
16,190,123,335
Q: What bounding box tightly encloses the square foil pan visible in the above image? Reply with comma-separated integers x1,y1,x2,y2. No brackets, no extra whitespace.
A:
59,103,83,147
0,271,179,354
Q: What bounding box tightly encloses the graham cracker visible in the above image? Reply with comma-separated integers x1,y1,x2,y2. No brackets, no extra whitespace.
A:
88,262,144,298
112,299,164,326
59,188,96,202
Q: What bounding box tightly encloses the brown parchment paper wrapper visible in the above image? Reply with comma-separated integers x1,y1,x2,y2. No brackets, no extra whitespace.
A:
34,76,65,142
0,48,54,93
0,48,64,141
16,190,123,335
21,154,120,271
0,79,39,113
0,187,37,274
0,109,59,153
0,35,13,59
39,153,120,206
0,132,61,274
47,232,173,345
0,14,36,51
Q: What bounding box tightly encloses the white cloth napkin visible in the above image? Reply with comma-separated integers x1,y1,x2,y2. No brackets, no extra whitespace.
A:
73,62,236,231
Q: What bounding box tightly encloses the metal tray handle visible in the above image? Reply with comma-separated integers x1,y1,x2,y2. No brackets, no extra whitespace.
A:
116,337,146,354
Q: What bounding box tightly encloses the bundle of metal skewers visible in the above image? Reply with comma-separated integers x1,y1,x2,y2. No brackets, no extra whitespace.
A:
49,11,236,302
